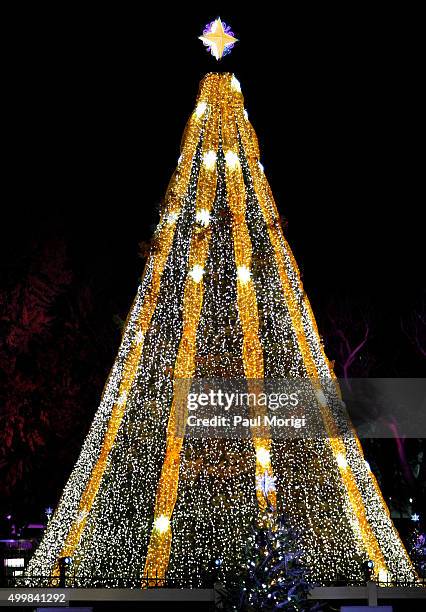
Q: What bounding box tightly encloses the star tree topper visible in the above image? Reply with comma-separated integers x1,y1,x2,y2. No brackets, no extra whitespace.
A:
199,17,238,60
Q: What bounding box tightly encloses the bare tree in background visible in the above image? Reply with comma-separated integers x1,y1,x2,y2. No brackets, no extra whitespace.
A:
401,294,426,520
0,239,114,521
321,297,375,380
320,297,424,522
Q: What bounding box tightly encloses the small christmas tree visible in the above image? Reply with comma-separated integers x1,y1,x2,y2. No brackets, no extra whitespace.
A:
408,521,426,578
224,473,319,611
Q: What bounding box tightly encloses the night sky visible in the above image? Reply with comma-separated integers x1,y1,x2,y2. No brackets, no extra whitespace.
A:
4,9,423,323
1,8,424,520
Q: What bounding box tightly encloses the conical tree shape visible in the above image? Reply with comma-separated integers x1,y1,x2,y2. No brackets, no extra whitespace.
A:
27,73,415,585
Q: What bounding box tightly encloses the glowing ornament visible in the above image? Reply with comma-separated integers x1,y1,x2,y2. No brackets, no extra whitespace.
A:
336,453,348,469
365,460,371,472
117,391,127,407
315,389,327,405
256,447,271,467
258,160,264,173
202,150,217,170
189,265,205,283
166,211,179,225
154,515,170,533
194,101,207,118
199,17,238,60
196,209,211,227
225,150,240,170
237,265,251,284
411,513,420,522
231,75,241,92
378,569,389,582
77,510,88,523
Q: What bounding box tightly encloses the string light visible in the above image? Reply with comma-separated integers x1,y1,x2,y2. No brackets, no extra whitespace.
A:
231,75,241,92
194,101,207,118
195,209,211,227
117,392,127,407
189,264,205,283
135,330,144,345
256,448,271,468
203,150,217,170
225,150,240,170
315,389,326,404
154,516,171,534
25,72,416,588
336,453,348,470
237,265,251,284
167,211,179,225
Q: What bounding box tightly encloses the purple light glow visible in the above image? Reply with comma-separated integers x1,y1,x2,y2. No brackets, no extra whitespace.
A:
201,19,237,58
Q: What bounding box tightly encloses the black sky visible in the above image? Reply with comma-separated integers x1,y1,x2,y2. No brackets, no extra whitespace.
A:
3,6,424,371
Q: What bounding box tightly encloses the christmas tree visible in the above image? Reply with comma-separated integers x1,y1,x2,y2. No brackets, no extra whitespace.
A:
223,473,319,611
408,521,426,577
27,71,415,586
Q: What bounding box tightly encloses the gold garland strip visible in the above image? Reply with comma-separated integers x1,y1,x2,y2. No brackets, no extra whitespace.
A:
143,74,221,581
53,89,208,572
235,105,387,574
222,79,276,511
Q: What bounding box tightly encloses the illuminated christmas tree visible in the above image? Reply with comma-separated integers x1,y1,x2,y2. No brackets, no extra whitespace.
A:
223,474,320,611
27,71,415,586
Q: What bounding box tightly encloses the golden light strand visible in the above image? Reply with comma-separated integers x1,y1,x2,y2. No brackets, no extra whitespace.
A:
143,76,221,580
222,76,276,510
